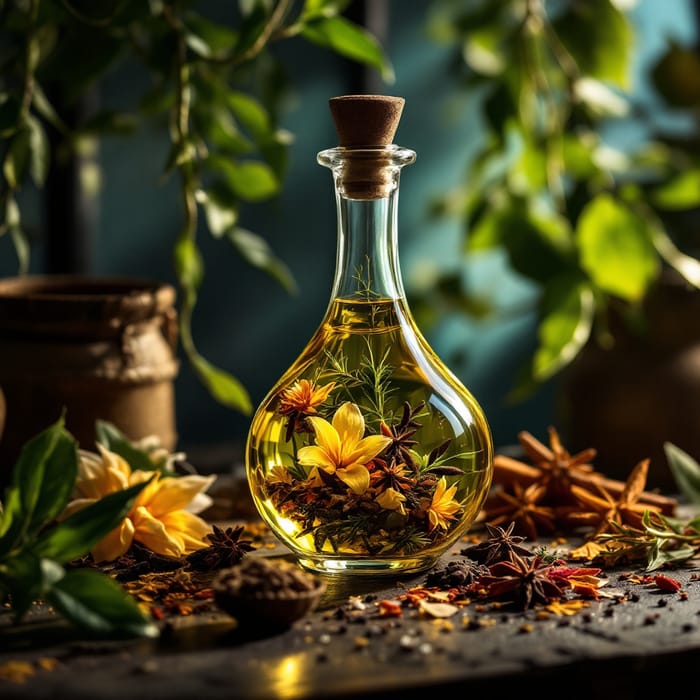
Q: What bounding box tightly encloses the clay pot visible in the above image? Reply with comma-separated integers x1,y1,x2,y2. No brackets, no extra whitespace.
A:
559,270,700,492
0,276,179,482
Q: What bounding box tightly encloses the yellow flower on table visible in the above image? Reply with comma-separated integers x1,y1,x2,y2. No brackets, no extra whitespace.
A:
297,402,391,494
427,477,462,531
61,445,216,563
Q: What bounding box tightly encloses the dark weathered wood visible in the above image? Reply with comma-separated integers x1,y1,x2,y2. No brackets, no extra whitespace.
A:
3,531,700,699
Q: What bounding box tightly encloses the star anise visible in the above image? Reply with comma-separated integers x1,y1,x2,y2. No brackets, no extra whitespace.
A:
482,482,558,541
564,458,662,537
507,427,599,503
472,553,566,610
369,457,415,492
186,525,257,571
379,401,424,470
461,521,533,565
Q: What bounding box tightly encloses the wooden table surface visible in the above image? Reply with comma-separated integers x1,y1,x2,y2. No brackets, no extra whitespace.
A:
3,518,700,700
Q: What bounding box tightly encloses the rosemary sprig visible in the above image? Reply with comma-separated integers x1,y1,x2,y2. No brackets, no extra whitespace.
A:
594,510,700,572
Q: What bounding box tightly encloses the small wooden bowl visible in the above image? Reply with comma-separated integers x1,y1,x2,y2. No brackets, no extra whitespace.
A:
213,557,326,629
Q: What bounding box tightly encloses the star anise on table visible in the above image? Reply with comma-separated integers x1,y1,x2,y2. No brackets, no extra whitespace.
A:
487,427,677,541
482,482,559,541
564,458,662,538
471,553,567,611
186,524,257,571
496,426,599,504
461,521,533,565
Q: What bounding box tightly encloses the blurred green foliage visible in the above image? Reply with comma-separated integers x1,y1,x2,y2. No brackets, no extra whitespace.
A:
422,0,700,400
0,0,392,415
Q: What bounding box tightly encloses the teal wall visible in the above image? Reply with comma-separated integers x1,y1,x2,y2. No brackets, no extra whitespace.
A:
2,1,696,455
85,0,700,453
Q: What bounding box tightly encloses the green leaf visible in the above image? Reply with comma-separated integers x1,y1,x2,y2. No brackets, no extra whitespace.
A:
31,82,66,133
0,551,44,621
95,420,159,473
301,16,394,83
47,568,158,638
651,226,700,289
651,169,700,211
27,114,49,186
233,2,269,60
184,13,238,59
0,94,21,137
227,227,297,293
663,442,700,505
531,277,595,382
31,479,150,564
576,194,660,301
508,276,595,402
3,125,30,189
207,156,279,202
228,91,272,142
554,0,634,89
199,189,238,238
190,353,252,415
0,416,77,556
174,235,204,301
10,224,30,275
479,203,574,283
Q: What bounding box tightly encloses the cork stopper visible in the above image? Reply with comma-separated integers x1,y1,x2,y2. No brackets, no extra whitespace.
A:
329,95,405,147
327,94,406,199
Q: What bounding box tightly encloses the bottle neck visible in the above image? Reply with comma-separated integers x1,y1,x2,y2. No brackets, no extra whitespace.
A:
318,145,416,303
331,190,404,301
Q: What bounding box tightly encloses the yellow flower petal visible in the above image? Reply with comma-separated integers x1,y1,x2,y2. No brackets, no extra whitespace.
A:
58,497,96,520
332,402,365,447
336,464,371,494
307,416,341,461
131,506,184,557
347,435,392,465
144,474,216,518
375,487,407,514
92,518,135,563
159,511,211,553
297,445,337,474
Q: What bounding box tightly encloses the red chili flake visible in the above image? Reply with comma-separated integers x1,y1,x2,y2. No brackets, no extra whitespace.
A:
653,574,682,593
548,566,602,581
378,599,403,617
194,588,215,600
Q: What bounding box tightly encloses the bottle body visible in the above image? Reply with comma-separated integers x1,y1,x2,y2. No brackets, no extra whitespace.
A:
246,141,493,576
247,296,492,574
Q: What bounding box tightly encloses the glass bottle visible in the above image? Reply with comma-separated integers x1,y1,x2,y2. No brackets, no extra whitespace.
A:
246,95,493,576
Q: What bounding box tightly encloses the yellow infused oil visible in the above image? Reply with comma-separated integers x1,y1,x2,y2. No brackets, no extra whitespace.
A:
247,297,493,572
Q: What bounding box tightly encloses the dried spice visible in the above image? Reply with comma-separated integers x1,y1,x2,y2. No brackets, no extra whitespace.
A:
461,522,533,565
213,556,326,628
483,482,558,541
424,558,488,589
483,428,677,540
471,553,568,611
564,459,661,537
186,525,257,571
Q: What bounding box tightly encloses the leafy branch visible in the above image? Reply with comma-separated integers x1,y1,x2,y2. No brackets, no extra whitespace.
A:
0,416,157,637
420,0,700,400
0,0,393,415
591,442,700,571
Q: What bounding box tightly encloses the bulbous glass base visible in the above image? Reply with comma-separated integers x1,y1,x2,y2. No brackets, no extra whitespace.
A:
297,553,439,576
246,298,493,577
